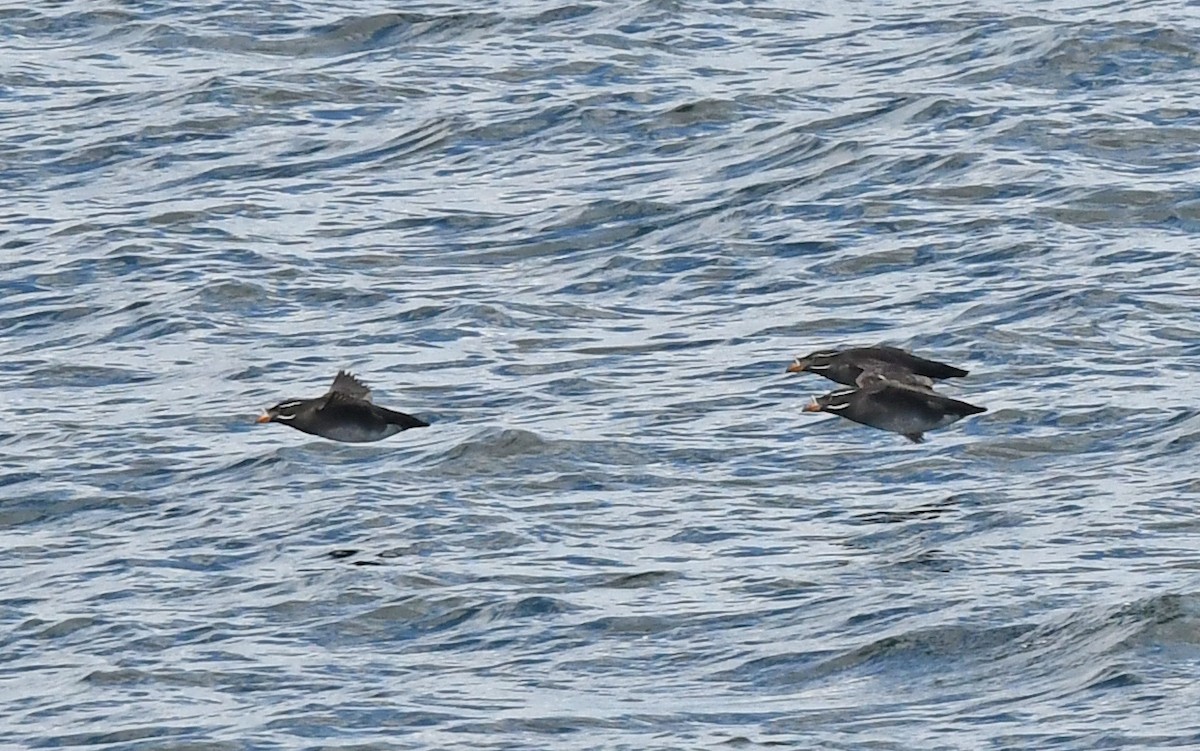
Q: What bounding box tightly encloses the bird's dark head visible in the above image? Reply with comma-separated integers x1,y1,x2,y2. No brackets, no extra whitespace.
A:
802,389,853,414
786,350,838,374
256,399,306,424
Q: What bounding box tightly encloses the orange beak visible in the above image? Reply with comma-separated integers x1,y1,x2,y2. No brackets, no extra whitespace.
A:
802,399,822,413
255,412,271,423
785,359,807,374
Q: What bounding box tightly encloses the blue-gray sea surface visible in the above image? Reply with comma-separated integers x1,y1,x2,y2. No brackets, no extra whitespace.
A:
3,1,1200,749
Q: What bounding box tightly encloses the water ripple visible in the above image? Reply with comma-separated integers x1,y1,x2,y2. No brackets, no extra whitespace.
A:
4,0,1200,748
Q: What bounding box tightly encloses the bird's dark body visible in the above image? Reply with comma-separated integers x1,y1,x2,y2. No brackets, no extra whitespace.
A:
810,379,985,443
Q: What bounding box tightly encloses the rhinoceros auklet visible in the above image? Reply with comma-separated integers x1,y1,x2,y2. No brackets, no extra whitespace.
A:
256,370,428,443
787,346,968,387
803,371,985,443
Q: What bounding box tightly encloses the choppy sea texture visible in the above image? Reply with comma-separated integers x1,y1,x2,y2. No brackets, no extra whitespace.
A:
3,0,1200,748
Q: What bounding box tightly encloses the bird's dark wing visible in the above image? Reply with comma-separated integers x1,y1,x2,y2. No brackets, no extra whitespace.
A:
315,391,428,431
854,361,936,392
327,370,372,401
867,378,986,418
318,389,370,410
375,405,430,430
873,347,969,379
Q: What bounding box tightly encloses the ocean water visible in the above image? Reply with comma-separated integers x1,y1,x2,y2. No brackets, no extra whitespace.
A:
3,1,1200,748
